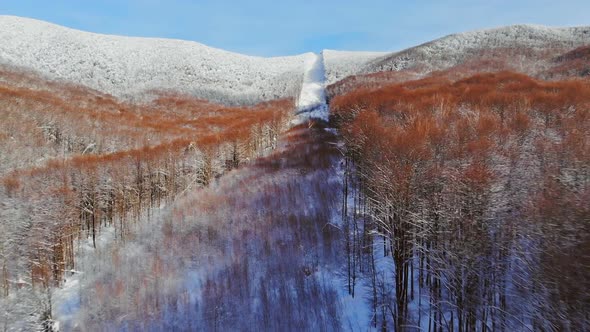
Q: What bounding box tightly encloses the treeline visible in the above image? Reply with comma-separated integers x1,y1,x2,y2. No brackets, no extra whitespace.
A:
331,72,590,331
0,71,293,301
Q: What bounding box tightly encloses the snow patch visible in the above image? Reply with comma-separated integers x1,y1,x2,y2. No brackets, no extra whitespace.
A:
52,225,116,330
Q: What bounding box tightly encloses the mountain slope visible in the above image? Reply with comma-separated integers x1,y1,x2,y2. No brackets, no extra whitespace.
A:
326,24,590,98
366,24,590,73
0,15,311,104
323,50,389,84
1,18,588,105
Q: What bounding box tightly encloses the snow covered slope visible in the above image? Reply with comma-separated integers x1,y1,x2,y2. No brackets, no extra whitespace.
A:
323,50,389,85
0,16,312,104
321,25,590,87
365,24,590,73
294,53,329,124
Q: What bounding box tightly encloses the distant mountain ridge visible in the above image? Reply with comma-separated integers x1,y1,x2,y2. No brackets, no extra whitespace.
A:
0,15,311,104
364,24,590,74
326,24,590,97
1,16,588,104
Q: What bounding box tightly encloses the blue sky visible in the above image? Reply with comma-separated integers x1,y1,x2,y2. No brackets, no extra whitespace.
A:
2,0,588,56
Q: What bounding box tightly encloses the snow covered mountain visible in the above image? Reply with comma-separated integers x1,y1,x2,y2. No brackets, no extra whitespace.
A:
364,24,590,74
0,16,587,105
326,24,590,97
0,16,392,105
0,15,312,104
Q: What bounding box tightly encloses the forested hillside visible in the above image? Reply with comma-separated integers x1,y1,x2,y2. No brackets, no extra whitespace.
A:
330,71,590,330
328,26,590,99
0,66,293,330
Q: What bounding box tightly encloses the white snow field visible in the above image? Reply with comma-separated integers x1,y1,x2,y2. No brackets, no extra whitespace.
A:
293,52,330,124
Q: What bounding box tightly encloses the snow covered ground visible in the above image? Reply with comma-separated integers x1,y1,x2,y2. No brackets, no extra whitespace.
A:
51,225,117,331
